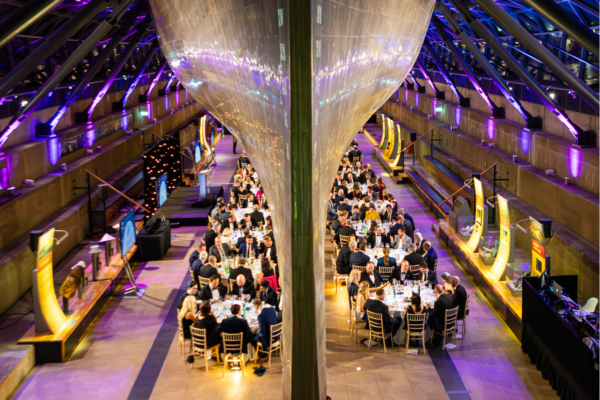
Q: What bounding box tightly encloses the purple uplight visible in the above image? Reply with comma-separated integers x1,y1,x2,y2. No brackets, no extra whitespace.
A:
47,136,60,166
164,96,169,110
454,108,462,126
518,130,530,154
415,94,419,107
0,156,10,189
432,98,437,115
568,147,581,178
486,119,495,141
404,89,409,103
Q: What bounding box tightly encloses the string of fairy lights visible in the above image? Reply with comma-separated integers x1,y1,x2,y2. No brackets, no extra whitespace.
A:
143,133,181,219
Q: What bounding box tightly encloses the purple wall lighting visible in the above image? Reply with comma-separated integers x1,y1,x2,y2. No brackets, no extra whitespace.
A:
404,89,409,104
164,95,169,110
486,119,495,141
415,93,419,107
0,156,10,189
568,147,581,178
47,136,61,166
454,107,462,127
518,130,530,155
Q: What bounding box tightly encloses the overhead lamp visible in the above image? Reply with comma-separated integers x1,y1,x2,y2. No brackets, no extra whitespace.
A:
22,179,34,187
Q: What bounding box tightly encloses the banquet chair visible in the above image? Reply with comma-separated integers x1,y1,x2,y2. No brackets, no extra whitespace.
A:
353,157,361,164
430,306,459,347
353,265,367,273
241,163,248,169
178,318,193,362
433,259,439,274
405,313,427,355
189,267,195,281
350,299,367,342
230,189,235,198
237,194,247,208
379,267,393,282
261,274,278,292
366,310,393,353
339,235,351,246
255,322,282,368
457,294,470,336
190,327,221,372
221,332,246,377
229,279,236,293
409,265,420,273
199,277,210,287
207,215,214,228
258,221,263,227
331,255,348,293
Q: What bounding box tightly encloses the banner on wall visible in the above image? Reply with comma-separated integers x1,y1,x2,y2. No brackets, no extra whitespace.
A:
384,117,395,159
60,115,130,158
530,217,546,276
379,116,389,150
490,195,513,280
467,178,487,252
33,229,67,333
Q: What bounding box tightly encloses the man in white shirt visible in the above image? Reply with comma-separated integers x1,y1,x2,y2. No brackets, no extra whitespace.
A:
199,274,228,302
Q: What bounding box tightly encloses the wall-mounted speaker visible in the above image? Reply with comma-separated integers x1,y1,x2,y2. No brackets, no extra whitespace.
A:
539,219,552,239
98,184,109,201
30,230,43,253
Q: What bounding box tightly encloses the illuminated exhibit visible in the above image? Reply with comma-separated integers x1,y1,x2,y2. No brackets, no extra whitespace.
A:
0,1,596,400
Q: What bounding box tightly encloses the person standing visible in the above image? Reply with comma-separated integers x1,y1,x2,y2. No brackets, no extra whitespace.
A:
232,134,238,154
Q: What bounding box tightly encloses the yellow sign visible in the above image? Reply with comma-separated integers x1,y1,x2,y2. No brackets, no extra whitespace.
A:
467,178,484,252
36,229,67,333
379,116,388,150
530,217,546,276
384,118,395,159
490,195,510,280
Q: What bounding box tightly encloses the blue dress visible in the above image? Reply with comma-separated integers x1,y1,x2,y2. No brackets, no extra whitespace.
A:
377,257,397,269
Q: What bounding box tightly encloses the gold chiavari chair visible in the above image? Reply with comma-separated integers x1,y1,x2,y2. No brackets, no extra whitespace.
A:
433,259,439,274
178,318,193,362
189,267,195,281
409,265,420,273
331,255,348,293
379,266,393,282
366,310,393,353
237,194,247,208
405,313,427,355
221,332,246,377
352,265,367,273
199,277,210,287
229,279,236,293
458,294,470,336
190,327,221,372
255,322,283,368
339,235,351,246
431,306,460,347
241,163,248,169
350,298,367,342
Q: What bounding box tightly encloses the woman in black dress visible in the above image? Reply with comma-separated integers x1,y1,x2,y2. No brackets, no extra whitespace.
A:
194,303,220,348
403,293,426,332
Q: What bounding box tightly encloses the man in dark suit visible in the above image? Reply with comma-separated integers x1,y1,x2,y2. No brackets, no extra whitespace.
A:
209,236,233,263
423,241,439,272
264,225,275,244
403,244,423,267
350,242,371,270
337,199,352,213
236,228,252,247
401,215,415,241
360,262,384,289
336,242,352,275
221,213,238,233
241,213,258,230
451,276,468,319
348,146,360,163
327,195,338,221
199,274,228,302
333,188,346,206
249,204,265,225
188,243,205,267
400,208,415,230
415,262,438,285
331,214,345,234
252,298,279,362
238,235,259,258
367,226,390,248
177,281,199,309
258,280,278,308
428,284,454,342
349,206,361,222
259,236,277,263
191,251,208,286
335,222,356,246
229,258,254,283
414,232,426,255
204,223,220,253
200,256,219,278
388,216,402,240
380,204,395,223
221,204,234,225
332,171,345,188
362,288,401,338
389,260,417,284
238,153,251,169
231,274,256,300
366,187,378,203
214,303,255,353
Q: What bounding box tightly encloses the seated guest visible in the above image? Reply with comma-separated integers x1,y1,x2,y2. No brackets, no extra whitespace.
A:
414,232,426,255
403,293,426,336
221,228,233,247
191,251,209,285
376,247,397,270
355,281,370,320
178,295,197,340
337,198,353,213
362,288,402,340
204,222,220,252
227,196,238,209
427,284,454,342
199,274,228,302
388,215,403,240
209,236,233,263
403,244,423,266
241,213,258,230
368,226,390,248
177,281,200,309
331,213,345,234
221,213,238,233
360,261,386,291
193,303,220,349
334,218,356,245
349,205,361,222
327,195,338,221
364,205,380,222
415,262,438,285
238,235,259,258
423,241,439,271
390,260,416,284
441,272,453,293
211,202,225,224
258,258,277,288
392,226,412,251
380,204,395,223
214,304,255,354
347,270,361,304
229,258,254,283
189,243,205,267
258,280,278,308
350,241,370,270
366,187,378,203
451,276,468,319
200,256,219,278
348,186,362,201
221,204,234,223
250,204,265,224
332,171,345,188
263,225,275,245
237,228,252,247
253,298,279,363
336,240,352,275
259,236,277,263
399,208,415,231
238,152,251,169
334,188,346,205
231,274,256,300
400,214,415,241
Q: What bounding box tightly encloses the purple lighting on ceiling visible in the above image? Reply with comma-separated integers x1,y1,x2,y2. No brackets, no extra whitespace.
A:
569,147,581,178
47,136,60,166
486,119,495,141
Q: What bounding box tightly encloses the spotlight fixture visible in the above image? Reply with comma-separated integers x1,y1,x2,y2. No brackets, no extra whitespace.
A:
61,163,67,171
489,143,497,148
95,146,102,153
545,169,557,177
480,140,486,146
6,186,16,196
23,179,34,187
512,155,518,163
564,177,572,186
85,149,94,156
427,114,433,119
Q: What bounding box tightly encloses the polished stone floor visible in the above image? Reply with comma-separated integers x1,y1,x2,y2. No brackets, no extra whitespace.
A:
8,135,558,400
